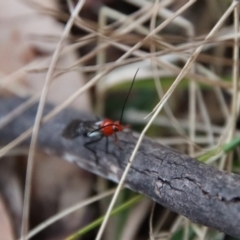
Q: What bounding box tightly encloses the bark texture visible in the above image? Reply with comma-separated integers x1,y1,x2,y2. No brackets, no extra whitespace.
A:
0,97,240,238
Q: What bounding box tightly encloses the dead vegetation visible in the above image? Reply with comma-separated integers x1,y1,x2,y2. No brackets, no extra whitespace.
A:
0,0,239,239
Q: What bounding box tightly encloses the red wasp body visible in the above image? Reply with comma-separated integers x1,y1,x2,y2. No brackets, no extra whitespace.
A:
101,119,123,136
87,119,127,145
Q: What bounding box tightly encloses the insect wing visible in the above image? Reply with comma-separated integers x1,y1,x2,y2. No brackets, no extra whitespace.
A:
62,119,98,139
62,119,82,139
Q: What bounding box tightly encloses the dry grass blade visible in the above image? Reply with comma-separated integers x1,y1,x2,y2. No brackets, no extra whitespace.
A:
20,1,87,239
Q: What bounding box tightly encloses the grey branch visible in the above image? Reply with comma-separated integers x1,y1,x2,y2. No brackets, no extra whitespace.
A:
0,97,240,238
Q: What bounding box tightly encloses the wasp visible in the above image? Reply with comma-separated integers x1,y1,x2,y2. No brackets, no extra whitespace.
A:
62,69,139,159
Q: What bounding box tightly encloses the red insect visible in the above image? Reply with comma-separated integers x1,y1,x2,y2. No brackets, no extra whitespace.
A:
62,69,139,158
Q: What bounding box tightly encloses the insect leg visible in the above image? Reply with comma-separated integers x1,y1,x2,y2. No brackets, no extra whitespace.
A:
114,133,123,151
84,135,103,163
105,136,109,153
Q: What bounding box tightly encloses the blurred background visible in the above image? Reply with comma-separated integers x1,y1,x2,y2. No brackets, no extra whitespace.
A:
0,0,239,239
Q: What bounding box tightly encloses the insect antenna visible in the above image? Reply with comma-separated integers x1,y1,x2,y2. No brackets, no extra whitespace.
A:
119,68,139,124
88,68,140,136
